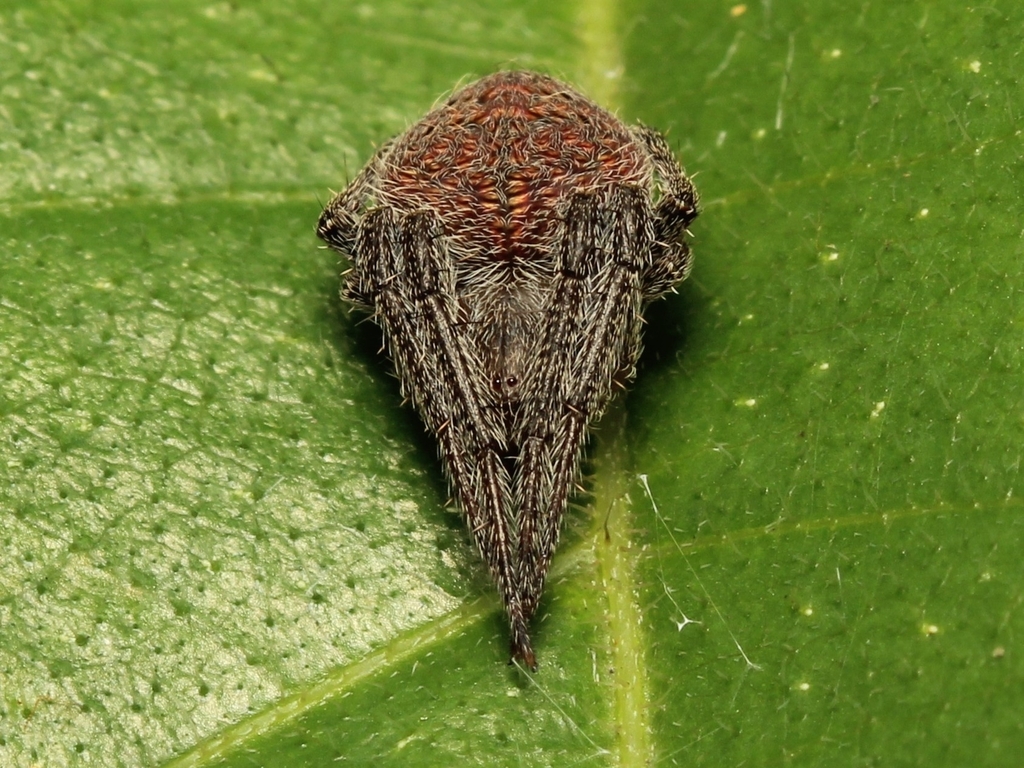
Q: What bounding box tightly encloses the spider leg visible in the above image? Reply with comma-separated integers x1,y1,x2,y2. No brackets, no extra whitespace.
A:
516,186,654,620
357,207,535,670
317,141,394,311
632,125,699,300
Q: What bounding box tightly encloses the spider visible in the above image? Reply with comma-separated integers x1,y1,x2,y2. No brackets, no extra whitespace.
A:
317,71,698,671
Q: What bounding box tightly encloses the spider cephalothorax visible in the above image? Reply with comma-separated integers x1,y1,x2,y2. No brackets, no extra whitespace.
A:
317,71,698,670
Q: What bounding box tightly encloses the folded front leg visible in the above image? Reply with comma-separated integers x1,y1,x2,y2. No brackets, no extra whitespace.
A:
357,207,535,669
515,186,655,622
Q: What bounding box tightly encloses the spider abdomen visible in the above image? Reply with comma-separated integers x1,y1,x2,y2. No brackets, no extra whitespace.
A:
377,71,650,268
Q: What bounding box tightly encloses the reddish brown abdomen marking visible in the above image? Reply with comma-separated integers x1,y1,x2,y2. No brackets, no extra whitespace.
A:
378,71,648,264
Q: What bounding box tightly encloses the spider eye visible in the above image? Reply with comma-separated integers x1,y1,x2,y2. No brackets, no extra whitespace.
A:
490,375,519,392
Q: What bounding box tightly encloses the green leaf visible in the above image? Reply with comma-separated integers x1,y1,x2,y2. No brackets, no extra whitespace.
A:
1,0,1021,766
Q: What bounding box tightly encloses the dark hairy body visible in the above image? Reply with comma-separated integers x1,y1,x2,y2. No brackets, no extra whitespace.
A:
317,71,698,670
